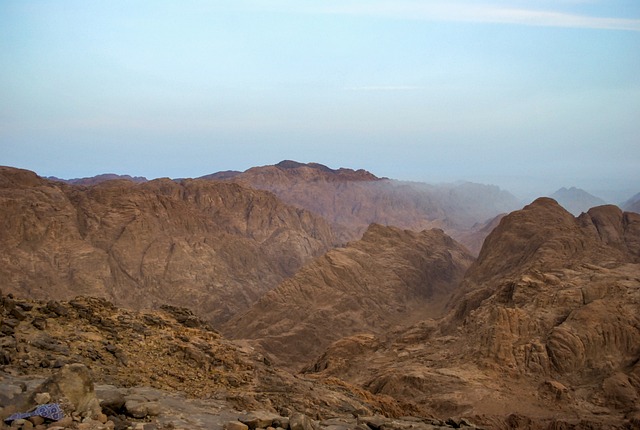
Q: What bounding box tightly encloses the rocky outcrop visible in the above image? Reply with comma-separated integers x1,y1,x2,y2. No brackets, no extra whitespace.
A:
305,199,640,427
461,198,638,287
225,224,474,369
0,291,412,424
0,167,335,325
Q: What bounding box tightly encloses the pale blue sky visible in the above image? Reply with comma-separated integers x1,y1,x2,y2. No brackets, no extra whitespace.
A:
1,1,639,201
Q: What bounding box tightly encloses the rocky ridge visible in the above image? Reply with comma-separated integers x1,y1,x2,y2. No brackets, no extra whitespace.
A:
0,166,334,325
225,224,475,370
304,199,640,428
206,161,520,250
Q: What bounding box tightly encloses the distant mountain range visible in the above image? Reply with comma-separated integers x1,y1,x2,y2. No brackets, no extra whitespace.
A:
622,192,640,214
548,186,606,215
47,173,148,185
202,160,522,253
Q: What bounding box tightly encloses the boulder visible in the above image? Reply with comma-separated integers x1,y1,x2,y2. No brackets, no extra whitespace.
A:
289,412,315,430
225,422,250,430
30,363,101,418
238,412,281,429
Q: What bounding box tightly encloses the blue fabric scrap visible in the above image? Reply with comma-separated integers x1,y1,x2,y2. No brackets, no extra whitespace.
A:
5,402,65,423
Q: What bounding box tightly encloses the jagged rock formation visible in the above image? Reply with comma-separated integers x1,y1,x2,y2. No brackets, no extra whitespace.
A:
0,166,334,325
306,199,640,428
549,186,606,216
225,224,475,369
206,161,520,249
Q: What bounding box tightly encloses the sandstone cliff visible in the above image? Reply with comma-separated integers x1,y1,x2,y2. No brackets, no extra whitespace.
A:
225,224,475,370
0,166,335,325
306,198,640,428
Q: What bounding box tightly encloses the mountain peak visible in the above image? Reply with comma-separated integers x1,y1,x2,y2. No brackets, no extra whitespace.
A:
273,160,381,181
549,186,606,215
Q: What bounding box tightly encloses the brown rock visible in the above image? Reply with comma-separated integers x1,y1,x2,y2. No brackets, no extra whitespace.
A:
289,412,315,430
543,380,569,400
603,373,639,410
239,412,280,429
27,416,45,426
31,363,101,418
225,422,250,430
50,416,74,427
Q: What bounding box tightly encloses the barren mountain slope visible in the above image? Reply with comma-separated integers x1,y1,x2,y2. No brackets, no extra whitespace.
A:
306,199,640,428
225,224,475,370
0,166,334,325
0,292,414,421
207,160,520,250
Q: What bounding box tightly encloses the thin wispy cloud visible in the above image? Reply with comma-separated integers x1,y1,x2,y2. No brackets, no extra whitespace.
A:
345,86,425,91
251,1,640,31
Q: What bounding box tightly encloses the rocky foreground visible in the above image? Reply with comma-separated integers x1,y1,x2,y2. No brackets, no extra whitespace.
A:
1,292,485,430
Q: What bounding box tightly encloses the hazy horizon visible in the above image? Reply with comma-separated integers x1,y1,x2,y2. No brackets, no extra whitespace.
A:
2,1,639,203
8,159,633,206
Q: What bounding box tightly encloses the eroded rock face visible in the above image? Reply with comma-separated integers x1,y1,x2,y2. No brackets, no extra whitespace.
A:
0,167,335,325
225,224,475,369
305,198,640,427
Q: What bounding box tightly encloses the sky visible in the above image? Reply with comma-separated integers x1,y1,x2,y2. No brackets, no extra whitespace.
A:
1,0,639,202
